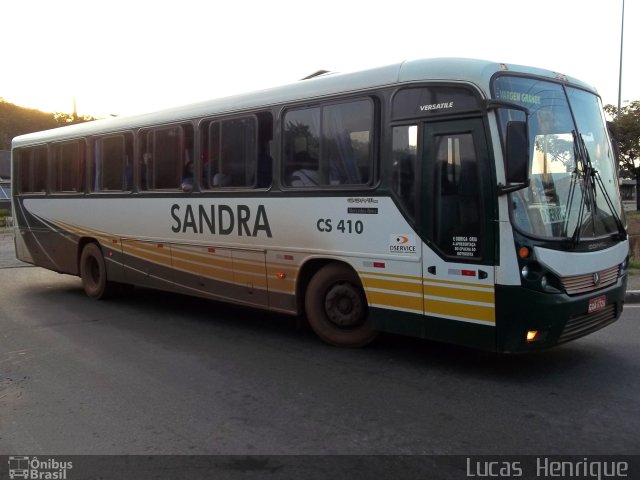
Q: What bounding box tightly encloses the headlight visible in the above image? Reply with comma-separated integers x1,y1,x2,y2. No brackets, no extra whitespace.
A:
620,257,629,275
521,265,529,279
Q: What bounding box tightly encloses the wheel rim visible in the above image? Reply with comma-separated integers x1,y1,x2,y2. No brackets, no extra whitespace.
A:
324,282,364,328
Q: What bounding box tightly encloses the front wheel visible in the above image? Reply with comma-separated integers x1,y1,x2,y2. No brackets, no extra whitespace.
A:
305,263,377,347
79,243,114,300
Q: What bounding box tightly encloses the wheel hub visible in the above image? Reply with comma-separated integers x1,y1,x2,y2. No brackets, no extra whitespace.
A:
324,283,363,328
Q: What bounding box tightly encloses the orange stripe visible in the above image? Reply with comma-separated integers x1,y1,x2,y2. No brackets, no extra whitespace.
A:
362,277,423,295
425,299,495,323
366,290,423,311
425,285,494,304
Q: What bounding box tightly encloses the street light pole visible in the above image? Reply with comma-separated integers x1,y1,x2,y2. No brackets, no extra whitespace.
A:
617,0,625,119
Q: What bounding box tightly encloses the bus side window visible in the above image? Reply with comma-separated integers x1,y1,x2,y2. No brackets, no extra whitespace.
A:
206,117,257,189
139,124,193,191
152,127,182,189
283,108,321,186
92,134,132,192
391,125,417,219
32,147,48,192
18,147,48,194
283,99,373,187
52,141,85,193
256,112,273,188
323,100,371,185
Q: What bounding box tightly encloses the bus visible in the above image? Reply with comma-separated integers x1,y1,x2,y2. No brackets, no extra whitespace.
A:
11,57,628,352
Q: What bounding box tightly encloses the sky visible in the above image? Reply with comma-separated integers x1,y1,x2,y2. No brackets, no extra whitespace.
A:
1,0,638,118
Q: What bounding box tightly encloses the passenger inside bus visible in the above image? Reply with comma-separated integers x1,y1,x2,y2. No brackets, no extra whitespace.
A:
290,151,320,186
181,159,194,192
290,168,320,186
212,171,231,187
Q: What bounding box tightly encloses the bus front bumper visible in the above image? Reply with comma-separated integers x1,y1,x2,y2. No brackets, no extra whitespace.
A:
495,275,627,353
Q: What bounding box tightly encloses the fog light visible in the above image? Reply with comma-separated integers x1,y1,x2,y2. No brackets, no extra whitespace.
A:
526,330,539,342
521,265,529,279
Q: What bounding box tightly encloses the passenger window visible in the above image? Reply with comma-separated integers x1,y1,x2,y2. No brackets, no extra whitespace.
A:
391,125,418,219
91,134,133,191
283,108,320,186
205,117,257,188
283,99,373,187
139,124,193,190
32,147,48,192
18,147,48,194
52,141,85,192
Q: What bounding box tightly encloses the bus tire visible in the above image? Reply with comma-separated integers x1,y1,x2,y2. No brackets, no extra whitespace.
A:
79,243,113,300
305,263,377,347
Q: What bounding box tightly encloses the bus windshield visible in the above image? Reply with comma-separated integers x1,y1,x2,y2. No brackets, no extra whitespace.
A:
494,76,624,242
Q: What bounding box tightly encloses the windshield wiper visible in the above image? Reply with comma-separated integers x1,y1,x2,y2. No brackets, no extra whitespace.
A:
568,131,591,246
584,142,627,241
569,131,626,246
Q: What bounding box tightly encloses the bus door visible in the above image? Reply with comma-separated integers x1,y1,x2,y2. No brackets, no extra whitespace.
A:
420,118,497,343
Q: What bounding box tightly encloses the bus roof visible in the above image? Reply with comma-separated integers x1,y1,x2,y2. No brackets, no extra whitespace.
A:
12,57,597,148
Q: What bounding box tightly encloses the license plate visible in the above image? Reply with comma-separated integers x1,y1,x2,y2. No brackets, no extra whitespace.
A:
588,295,606,314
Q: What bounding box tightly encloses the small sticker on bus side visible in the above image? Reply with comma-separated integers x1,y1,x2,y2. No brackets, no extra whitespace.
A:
389,234,417,254
347,207,378,214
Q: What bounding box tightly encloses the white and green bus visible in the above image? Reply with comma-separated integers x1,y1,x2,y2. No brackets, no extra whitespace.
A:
11,58,628,352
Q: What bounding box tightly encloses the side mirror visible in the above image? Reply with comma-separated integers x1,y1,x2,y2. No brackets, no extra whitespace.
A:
485,100,531,195
505,121,529,184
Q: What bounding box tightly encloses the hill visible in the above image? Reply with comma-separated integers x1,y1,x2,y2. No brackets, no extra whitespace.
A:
0,99,97,150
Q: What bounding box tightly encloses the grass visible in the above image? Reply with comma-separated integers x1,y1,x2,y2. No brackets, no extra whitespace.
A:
0,209,10,229
629,257,640,272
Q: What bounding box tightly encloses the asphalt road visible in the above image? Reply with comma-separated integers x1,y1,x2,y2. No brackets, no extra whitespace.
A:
0,241,639,456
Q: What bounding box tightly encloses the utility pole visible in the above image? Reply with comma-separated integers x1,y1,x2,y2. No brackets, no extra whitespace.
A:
617,0,625,119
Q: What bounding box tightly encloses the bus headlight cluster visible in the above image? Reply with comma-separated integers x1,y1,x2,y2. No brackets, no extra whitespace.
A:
520,262,542,281
620,257,629,276
520,262,560,293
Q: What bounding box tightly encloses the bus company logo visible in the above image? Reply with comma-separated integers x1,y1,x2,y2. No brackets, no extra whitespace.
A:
389,234,417,254
419,101,453,112
8,456,73,479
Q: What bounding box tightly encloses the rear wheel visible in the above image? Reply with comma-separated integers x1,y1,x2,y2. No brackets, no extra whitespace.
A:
79,243,114,300
305,263,377,347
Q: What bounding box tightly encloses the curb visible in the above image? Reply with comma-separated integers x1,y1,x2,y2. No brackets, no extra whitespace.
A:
625,290,640,304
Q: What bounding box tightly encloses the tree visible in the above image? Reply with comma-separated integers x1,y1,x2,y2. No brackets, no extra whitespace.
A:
605,101,640,179
605,101,640,209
